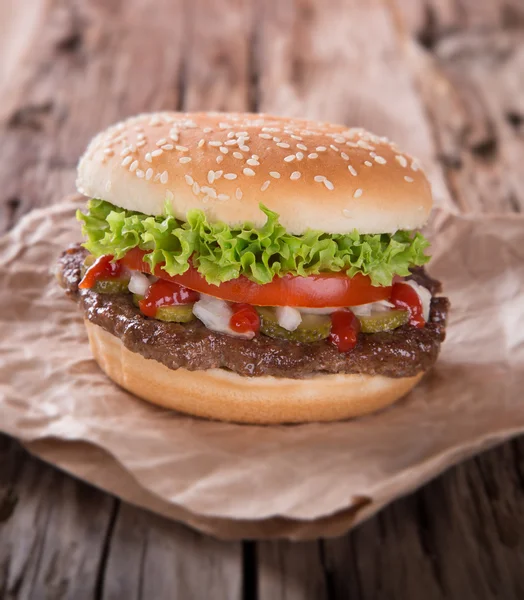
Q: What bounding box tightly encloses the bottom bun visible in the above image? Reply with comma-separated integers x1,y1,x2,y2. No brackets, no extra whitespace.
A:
86,321,424,424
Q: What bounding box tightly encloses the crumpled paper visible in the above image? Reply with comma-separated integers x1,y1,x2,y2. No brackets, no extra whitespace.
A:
1,197,523,540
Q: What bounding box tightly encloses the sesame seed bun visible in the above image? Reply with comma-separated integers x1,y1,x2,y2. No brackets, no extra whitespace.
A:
77,112,432,235
86,321,423,424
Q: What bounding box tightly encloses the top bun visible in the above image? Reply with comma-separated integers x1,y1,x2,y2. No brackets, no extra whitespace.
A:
77,112,432,235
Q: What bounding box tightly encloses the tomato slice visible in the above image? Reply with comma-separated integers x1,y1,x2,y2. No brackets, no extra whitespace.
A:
120,248,392,308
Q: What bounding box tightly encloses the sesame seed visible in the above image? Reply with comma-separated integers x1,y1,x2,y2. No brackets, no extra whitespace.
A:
236,188,243,200
353,188,363,198
201,186,216,198
246,158,260,166
334,136,346,143
198,139,205,148
252,154,259,160
121,156,133,166
273,137,281,143
395,155,408,168
227,131,235,138
216,155,224,164
144,153,152,163
175,145,188,152
233,152,243,159
316,146,327,152
203,127,212,133
192,182,200,195
296,143,308,151
120,148,131,157
136,169,145,178
151,149,163,157
166,190,174,201
284,155,295,162
411,162,419,172
136,140,146,148
259,133,272,139
208,170,215,184
374,155,387,164
209,141,222,147
340,152,349,160
323,179,334,190
314,175,325,182
214,170,223,180
160,171,168,184
269,171,281,179
169,132,179,142
346,141,359,148
404,176,414,183
290,134,302,140
243,168,256,176
290,171,301,180
161,144,174,150
276,142,290,148
239,145,250,152
156,138,167,146
261,180,271,191
179,157,191,164
129,160,139,172
218,194,230,201
364,161,373,167
224,173,237,180
308,153,318,159
217,146,227,155
235,131,248,137
145,168,153,180
224,139,237,146
330,145,339,151
137,132,145,140
347,165,357,176
104,148,115,156
185,175,194,185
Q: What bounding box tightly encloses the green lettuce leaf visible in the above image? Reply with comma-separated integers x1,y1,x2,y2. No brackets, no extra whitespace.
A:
77,199,430,287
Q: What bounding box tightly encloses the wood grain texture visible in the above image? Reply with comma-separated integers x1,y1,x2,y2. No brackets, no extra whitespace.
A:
1,0,524,598
101,504,242,600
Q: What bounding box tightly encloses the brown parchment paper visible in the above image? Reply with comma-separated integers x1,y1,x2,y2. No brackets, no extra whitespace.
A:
1,198,524,540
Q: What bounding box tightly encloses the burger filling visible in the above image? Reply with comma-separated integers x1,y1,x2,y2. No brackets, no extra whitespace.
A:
73,199,436,352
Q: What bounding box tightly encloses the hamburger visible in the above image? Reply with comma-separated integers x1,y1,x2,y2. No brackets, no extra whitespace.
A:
57,112,449,424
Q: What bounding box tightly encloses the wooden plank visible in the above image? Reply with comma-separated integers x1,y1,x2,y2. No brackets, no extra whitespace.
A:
257,540,329,600
101,503,243,600
0,435,116,600
183,0,255,111
0,0,185,231
254,0,453,211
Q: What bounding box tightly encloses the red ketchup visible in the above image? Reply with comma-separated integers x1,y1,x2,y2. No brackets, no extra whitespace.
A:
139,279,200,317
390,282,425,328
79,255,123,289
230,303,261,334
329,309,361,352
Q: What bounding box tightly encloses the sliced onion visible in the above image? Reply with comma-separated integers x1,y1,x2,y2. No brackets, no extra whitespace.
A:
276,306,302,331
405,280,432,321
193,294,254,339
128,271,151,296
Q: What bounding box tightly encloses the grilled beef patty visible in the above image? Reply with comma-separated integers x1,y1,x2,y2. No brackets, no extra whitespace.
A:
57,245,449,379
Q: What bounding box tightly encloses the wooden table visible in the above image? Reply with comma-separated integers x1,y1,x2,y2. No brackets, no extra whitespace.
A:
1,0,524,597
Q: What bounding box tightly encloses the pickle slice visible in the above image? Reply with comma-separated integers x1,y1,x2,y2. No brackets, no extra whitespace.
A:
93,278,130,294
357,309,409,333
257,307,331,343
133,294,195,323
155,305,195,323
